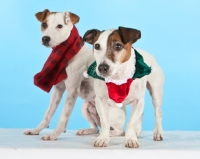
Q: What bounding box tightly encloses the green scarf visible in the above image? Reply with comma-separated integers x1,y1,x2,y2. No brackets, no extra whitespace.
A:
87,49,151,81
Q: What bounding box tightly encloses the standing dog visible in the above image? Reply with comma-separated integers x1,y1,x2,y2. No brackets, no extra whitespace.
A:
83,27,164,148
24,9,100,140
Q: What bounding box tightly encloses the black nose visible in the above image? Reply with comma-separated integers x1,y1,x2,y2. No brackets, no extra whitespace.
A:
98,63,109,74
42,36,50,44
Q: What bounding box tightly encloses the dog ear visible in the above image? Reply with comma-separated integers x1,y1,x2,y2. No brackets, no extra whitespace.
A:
35,9,50,22
83,29,101,44
64,11,80,24
118,26,141,44
69,12,80,24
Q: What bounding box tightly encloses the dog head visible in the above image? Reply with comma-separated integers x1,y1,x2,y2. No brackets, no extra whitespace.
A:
35,9,80,47
83,27,141,78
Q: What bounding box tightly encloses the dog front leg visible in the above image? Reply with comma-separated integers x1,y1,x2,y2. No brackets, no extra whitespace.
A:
125,98,145,148
94,96,110,147
24,81,65,135
152,93,163,141
41,88,78,140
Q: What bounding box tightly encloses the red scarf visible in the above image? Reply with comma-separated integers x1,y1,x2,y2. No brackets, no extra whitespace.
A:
34,26,83,92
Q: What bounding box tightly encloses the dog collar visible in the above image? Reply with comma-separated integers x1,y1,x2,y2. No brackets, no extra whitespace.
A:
84,49,153,107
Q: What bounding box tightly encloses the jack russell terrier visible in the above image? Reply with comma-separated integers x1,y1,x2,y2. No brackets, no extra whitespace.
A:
83,27,164,148
24,9,100,140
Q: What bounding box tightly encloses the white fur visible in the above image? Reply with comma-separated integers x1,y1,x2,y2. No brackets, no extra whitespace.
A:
92,30,164,148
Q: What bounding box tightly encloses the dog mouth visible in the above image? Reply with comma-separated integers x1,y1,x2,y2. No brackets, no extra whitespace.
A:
42,43,51,47
97,70,111,78
98,73,108,78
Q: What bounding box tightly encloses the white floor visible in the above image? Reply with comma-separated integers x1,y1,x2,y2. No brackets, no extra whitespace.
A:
0,129,200,159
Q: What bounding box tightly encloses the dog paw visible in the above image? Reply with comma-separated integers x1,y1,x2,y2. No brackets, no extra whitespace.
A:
76,128,99,136
153,131,163,141
41,134,58,140
125,139,139,148
24,129,39,135
94,136,109,147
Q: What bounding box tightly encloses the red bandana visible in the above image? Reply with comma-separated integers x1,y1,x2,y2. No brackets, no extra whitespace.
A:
105,78,133,107
34,26,83,92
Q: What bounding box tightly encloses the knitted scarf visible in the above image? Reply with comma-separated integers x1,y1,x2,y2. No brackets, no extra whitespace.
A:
34,26,83,92
86,50,152,107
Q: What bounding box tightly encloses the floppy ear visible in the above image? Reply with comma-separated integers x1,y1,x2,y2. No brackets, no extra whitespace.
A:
118,26,141,44
63,11,80,24
69,12,80,24
35,9,50,22
83,29,101,44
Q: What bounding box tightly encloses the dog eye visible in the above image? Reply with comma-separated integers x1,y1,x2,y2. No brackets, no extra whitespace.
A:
57,24,63,29
114,43,123,51
94,44,100,50
42,23,47,29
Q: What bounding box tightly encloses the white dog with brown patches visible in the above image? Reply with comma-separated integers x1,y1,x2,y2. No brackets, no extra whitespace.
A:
24,9,101,139
83,27,164,148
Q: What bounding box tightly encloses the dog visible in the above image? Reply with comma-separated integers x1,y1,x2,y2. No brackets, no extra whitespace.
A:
83,26,164,148
24,9,101,140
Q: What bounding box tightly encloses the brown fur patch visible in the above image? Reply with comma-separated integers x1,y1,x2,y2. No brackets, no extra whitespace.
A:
35,9,57,32
93,31,101,44
69,12,80,24
41,20,48,32
118,27,141,44
106,30,132,63
121,42,131,63
83,29,101,45
35,9,50,22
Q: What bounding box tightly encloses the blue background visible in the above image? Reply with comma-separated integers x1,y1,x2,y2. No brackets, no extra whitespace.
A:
0,0,200,131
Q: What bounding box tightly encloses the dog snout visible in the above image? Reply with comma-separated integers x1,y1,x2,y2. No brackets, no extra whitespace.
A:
98,63,109,75
42,36,51,45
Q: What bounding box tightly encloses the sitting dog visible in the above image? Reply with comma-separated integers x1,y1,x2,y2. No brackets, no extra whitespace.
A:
83,27,164,148
24,9,100,140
